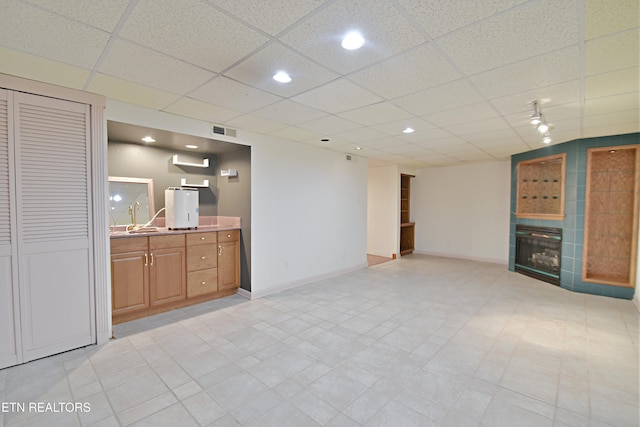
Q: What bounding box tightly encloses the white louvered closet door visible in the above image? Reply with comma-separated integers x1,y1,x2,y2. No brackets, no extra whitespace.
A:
0,89,21,369
14,92,95,362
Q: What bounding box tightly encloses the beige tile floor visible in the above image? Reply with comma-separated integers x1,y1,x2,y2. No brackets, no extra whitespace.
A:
1,255,638,426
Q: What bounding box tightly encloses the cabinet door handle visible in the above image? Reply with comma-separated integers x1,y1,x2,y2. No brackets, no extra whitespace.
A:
150,253,154,266
227,234,231,238
144,253,148,266
201,256,206,260
201,281,206,285
200,236,206,240
218,245,222,256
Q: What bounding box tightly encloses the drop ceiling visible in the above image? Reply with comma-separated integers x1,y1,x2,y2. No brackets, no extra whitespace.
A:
1,0,638,167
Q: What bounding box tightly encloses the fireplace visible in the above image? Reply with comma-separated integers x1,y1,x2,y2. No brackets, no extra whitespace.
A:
515,225,562,285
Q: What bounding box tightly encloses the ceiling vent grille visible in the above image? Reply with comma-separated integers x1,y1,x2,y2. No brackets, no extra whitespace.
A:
211,124,236,137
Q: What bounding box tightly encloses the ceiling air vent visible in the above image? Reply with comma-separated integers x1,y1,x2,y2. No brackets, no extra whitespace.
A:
211,124,236,137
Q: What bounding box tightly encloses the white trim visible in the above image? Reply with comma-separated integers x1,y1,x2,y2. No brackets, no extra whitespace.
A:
236,288,251,299
250,262,368,299
413,250,508,266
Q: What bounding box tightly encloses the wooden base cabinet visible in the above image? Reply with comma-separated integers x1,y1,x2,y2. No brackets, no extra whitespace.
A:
218,230,240,290
111,234,186,323
149,235,186,306
186,232,218,298
110,238,149,317
111,229,240,324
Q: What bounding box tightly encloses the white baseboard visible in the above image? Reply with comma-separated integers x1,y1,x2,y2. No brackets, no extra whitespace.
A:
413,250,508,266
249,262,368,299
236,288,251,300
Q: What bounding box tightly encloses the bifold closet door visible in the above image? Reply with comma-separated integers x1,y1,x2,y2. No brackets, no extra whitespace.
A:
13,92,95,362
0,89,21,369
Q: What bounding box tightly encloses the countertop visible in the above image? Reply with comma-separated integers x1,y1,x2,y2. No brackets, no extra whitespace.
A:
110,224,240,239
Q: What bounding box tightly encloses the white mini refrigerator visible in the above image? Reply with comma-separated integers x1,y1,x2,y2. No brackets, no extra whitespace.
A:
165,187,199,229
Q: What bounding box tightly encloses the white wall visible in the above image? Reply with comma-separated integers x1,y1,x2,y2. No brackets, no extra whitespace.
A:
412,160,511,264
106,100,369,299
251,138,368,297
367,165,399,257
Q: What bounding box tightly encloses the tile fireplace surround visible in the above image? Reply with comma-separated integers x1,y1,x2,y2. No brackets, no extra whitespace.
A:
509,132,639,299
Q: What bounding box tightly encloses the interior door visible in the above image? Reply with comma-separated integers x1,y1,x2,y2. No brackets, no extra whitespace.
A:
13,92,95,362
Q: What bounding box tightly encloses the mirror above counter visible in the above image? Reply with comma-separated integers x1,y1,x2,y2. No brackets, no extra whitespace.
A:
108,176,155,228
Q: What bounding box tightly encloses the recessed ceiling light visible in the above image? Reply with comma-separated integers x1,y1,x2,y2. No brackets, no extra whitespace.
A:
141,136,155,143
185,144,198,149
402,127,415,134
273,71,292,83
355,146,363,150
341,31,365,50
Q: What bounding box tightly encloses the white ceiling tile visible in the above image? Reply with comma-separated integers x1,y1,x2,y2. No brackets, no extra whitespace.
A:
226,113,289,134
225,42,339,98
585,30,639,76
583,110,639,128
411,150,458,163
470,46,581,100
163,97,243,123
489,80,581,116
431,142,484,154
359,136,408,150
24,0,130,31
423,102,499,127
210,0,325,36
269,126,324,143
414,136,469,149
437,0,579,75
450,152,496,162
585,68,640,99
584,93,639,116
280,0,426,75
582,122,640,138
296,114,361,135
391,79,484,116
542,102,582,122
1,0,110,68
445,117,511,136
190,77,283,114
503,101,582,130
462,128,522,144
584,0,639,40
292,79,382,114
400,129,457,145
0,46,90,90
120,0,268,72
369,117,436,137
332,127,388,143
338,102,413,126
99,39,215,95
87,73,181,110
381,143,428,155
396,0,529,38
251,100,328,126
349,44,460,99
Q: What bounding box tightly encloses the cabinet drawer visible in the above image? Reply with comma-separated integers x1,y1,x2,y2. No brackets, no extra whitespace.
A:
187,268,217,297
149,233,185,250
218,229,239,243
187,244,217,271
111,237,147,253
187,232,217,246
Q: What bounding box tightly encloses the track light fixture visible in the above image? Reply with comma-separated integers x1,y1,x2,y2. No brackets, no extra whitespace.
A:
530,100,551,143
